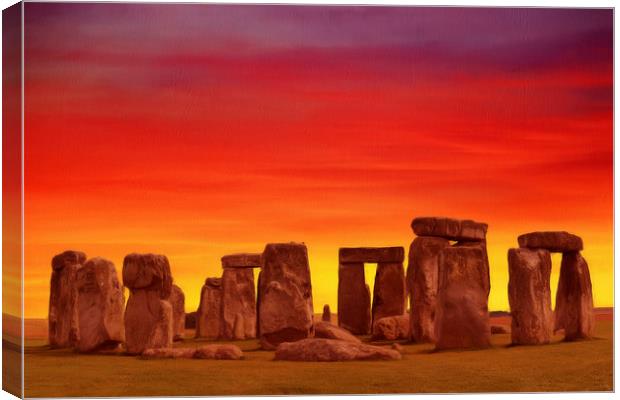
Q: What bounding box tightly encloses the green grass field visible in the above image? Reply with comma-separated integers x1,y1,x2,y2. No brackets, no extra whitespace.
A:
19,316,612,397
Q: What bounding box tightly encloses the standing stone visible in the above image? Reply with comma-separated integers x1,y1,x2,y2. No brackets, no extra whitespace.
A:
455,240,490,295
435,246,491,350
322,304,331,322
221,268,256,340
259,242,314,349
407,237,450,343
49,250,86,348
196,277,222,339
507,248,553,345
338,262,371,335
372,262,406,332
169,284,185,341
555,251,595,340
75,257,125,352
122,253,174,355
256,271,264,337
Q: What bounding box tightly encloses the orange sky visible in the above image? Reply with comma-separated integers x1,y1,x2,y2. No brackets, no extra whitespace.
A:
18,4,613,318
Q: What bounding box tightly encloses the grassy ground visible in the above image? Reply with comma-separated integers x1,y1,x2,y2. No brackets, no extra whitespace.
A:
20,316,612,397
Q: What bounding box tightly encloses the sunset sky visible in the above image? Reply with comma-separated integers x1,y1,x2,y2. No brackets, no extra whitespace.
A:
20,4,612,318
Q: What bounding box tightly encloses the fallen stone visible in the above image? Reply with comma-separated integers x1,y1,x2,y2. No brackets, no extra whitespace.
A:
141,347,196,359
221,268,256,340
555,251,595,340
49,250,86,348
194,344,244,360
372,262,406,329
518,231,583,253
491,325,510,334
372,314,410,341
435,246,491,350
412,217,488,241
407,237,450,343
274,338,401,361
259,243,314,349
314,321,361,343
221,253,262,269
338,247,404,264
508,248,553,345
141,344,243,360
75,257,125,352
169,284,185,341
123,253,174,355
338,262,371,335
195,278,222,339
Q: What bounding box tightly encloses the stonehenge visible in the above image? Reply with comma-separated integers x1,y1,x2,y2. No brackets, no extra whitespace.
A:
259,242,314,349
407,216,490,348
122,253,174,355
337,247,405,336
49,250,86,348
509,231,594,344
46,219,598,358
75,257,125,352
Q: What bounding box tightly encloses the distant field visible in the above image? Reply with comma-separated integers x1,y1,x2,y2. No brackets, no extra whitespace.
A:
16,310,613,397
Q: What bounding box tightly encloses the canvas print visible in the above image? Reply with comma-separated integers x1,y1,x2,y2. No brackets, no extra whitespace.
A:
2,2,613,397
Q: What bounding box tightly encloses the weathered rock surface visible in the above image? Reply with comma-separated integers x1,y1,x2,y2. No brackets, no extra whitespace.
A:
233,313,245,340
338,247,405,264
507,248,553,345
75,257,125,352
407,237,450,343
322,304,331,322
412,217,488,242
314,321,361,343
221,253,262,269
194,344,244,360
555,251,595,340
372,314,410,341
221,268,256,340
49,250,86,348
169,284,185,341
259,243,314,349
274,338,401,361
372,262,406,329
196,278,222,339
123,253,174,355
141,344,243,360
435,246,491,350
141,347,196,359
518,231,583,253
338,262,371,335
455,240,490,295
